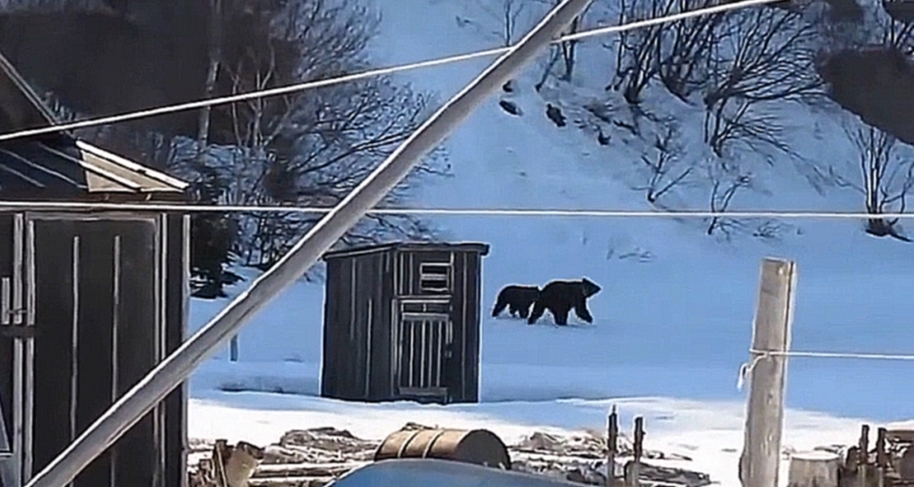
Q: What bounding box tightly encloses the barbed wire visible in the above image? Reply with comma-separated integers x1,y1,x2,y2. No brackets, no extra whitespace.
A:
0,0,781,142
2,201,914,219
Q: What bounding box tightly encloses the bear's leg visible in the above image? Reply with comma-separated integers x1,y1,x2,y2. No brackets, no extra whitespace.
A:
509,303,520,317
573,297,593,323
492,293,509,317
527,301,546,325
552,307,570,326
518,303,531,319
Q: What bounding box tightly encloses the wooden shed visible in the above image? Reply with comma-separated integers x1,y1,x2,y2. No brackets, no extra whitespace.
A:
0,52,190,487
320,241,490,405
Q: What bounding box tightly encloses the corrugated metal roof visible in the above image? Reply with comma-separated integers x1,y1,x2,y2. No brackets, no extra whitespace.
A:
0,49,189,198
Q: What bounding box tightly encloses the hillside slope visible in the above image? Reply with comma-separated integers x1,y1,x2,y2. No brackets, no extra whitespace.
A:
185,2,914,486
190,0,914,427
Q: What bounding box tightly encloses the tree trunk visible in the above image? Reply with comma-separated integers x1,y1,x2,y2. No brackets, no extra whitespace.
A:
788,451,840,487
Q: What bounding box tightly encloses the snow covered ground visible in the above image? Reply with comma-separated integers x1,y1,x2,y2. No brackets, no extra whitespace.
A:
186,1,914,486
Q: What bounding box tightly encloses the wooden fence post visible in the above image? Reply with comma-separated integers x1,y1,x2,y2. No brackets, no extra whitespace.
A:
625,416,644,487
607,406,618,487
739,258,797,487
858,424,870,487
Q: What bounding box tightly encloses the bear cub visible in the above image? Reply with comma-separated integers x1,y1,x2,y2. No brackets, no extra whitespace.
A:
492,285,541,319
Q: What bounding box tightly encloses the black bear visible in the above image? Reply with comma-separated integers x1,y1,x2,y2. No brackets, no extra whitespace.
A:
492,285,541,319
527,278,601,326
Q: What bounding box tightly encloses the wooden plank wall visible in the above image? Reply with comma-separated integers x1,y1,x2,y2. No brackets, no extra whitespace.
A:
0,214,13,448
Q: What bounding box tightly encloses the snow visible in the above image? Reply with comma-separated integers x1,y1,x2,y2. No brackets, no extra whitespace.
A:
184,1,914,486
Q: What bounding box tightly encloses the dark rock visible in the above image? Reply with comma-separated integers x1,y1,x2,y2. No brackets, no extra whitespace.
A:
499,99,522,116
546,103,566,127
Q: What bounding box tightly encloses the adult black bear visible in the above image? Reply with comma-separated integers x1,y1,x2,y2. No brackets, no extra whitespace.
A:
527,278,601,326
492,285,541,319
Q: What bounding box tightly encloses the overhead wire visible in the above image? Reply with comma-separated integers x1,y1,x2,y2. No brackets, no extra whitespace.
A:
0,202,910,219
0,0,782,142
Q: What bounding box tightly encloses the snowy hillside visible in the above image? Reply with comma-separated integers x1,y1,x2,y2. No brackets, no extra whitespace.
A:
187,0,914,485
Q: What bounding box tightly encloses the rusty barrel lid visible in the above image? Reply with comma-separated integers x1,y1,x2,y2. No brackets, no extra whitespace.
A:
374,428,511,470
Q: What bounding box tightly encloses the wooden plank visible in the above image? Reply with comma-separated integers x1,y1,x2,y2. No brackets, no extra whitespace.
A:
0,214,13,452
112,219,160,487
73,223,115,487
163,214,189,487
31,219,78,476
739,258,797,487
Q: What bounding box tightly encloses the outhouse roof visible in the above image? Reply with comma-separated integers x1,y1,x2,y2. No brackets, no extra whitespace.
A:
322,241,491,261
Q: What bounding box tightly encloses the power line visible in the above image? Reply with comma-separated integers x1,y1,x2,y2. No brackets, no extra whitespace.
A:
0,201,910,219
0,0,780,142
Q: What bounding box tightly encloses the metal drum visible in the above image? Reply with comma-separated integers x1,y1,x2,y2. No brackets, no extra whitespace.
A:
374,428,511,470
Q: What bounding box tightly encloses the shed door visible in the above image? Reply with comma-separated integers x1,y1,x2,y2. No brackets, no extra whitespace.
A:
25,215,165,487
396,309,453,402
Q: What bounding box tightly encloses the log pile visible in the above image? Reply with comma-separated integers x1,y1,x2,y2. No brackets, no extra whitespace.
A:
188,422,712,487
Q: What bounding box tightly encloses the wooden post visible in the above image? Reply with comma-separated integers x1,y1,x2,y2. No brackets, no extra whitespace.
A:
627,416,644,487
859,424,870,487
875,428,887,487
739,258,798,487
606,406,618,487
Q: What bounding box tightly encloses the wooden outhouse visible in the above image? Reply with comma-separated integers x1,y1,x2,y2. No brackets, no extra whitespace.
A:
320,242,490,405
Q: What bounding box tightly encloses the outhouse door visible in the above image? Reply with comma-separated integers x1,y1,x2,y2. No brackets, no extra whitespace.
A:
395,300,454,403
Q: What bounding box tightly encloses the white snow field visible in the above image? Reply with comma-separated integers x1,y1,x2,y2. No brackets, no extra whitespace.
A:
186,1,914,486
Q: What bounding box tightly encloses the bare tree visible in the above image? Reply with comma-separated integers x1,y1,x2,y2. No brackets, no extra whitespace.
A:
702,6,822,157
531,0,592,89
196,0,445,269
703,160,792,241
817,121,914,242
656,0,726,102
559,15,580,81
475,0,527,46
631,122,694,205
880,5,914,55
500,0,525,46
610,0,727,104
705,160,752,237
611,0,666,104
